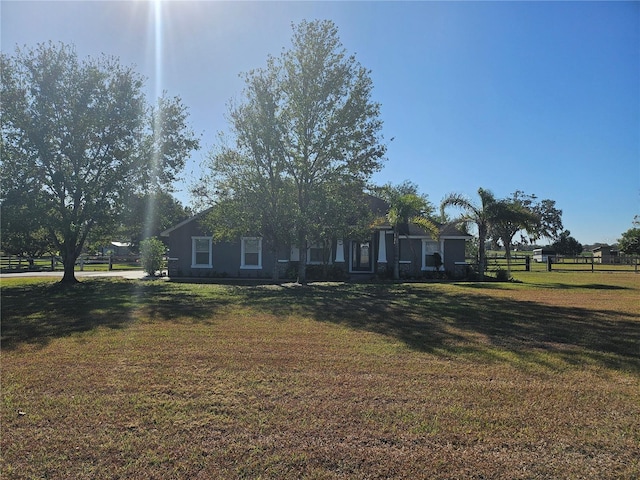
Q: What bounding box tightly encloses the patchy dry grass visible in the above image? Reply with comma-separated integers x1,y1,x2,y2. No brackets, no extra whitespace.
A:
1,272,639,479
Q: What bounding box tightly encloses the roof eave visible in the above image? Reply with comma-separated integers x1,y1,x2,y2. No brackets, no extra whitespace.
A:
160,207,212,237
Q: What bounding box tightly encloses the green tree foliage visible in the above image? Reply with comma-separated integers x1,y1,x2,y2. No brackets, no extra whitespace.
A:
491,191,563,274
193,20,386,283
195,139,297,280
490,194,542,275
618,217,640,255
442,189,564,279
375,181,438,280
552,230,584,256
0,189,55,264
139,237,166,276
140,95,201,191
0,42,199,284
279,20,386,284
119,191,192,250
441,188,498,280
510,191,563,243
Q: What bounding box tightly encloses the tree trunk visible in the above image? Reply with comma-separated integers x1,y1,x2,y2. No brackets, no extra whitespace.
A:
478,226,486,281
393,231,400,280
272,252,280,281
297,234,307,285
59,238,80,284
60,255,78,284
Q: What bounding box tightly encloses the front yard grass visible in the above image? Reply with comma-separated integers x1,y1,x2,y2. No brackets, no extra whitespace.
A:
2,272,639,479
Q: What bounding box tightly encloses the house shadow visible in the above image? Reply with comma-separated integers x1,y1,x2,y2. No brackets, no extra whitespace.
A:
236,282,640,372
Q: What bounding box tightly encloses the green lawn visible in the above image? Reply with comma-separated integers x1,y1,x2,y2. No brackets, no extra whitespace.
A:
2,273,639,479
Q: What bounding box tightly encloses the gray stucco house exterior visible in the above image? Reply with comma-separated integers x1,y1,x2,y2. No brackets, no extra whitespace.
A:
161,198,470,280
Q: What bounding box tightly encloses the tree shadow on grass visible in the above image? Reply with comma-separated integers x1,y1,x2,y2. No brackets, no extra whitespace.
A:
526,283,630,291
0,279,229,350
237,283,640,372
457,282,631,291
3,279,639,372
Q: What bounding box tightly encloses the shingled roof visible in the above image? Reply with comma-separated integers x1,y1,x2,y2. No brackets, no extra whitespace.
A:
365,194,470,238
162,195,471,240
395,221,471,238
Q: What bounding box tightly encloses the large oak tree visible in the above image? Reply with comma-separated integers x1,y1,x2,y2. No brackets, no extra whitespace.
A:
618,217,640,255
1,42,199,283
194,20,386,283
490,191,563,274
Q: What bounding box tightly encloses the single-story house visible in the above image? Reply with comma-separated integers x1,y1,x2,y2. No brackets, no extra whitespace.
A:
160,198,471,280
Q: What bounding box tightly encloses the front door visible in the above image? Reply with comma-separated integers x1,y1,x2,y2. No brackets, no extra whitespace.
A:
351,240,373,272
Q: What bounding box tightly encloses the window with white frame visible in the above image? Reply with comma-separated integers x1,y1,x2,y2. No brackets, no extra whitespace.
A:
399,237,412,263
192,237,212,268
422,240,441,269
241,237,262,269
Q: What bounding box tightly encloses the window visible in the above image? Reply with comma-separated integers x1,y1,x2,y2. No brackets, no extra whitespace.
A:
399,238,411,263
351,240,373,272
192,237,212,268
422,240,440,270
241,237,262,269
308,242,330,264
290,242,331,264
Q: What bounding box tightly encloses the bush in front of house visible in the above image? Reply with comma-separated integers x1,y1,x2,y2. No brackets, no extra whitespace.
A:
140,238,166,276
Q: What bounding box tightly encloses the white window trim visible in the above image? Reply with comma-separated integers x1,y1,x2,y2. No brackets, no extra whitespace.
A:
335,239,345,263
241,237,262,269
377,231,388,263
191,236,213,268
349,240,374,273
421,239,443,271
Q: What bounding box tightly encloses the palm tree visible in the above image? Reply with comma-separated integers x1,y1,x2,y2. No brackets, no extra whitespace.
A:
441,188,498,280
490,199,540,276
377,182,439,280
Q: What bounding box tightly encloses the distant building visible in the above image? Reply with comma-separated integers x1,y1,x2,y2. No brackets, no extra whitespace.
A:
533,248,555,263
101,242,132,256
592,245,618,264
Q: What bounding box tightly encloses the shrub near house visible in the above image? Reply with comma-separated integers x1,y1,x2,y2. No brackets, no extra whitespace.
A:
140,238,166,276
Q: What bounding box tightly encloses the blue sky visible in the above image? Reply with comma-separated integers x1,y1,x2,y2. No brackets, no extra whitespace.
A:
2,1,638,245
